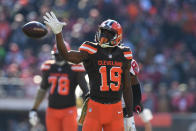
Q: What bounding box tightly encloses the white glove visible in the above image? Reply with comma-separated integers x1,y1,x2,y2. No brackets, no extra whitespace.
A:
139,108,153,123
124,116,137,131
43,11,67,34
29,110,39,126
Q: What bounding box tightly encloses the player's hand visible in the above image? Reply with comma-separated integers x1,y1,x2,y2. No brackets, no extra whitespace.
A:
124,116,136,131
43,11,67,34
29,109,39,126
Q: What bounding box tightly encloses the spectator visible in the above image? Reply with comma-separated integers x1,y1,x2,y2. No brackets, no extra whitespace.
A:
171,84,195,112
142,83,157,112
157,83,171,112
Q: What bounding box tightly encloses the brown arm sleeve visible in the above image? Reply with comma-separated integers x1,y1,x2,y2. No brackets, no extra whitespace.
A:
56,33,88,64
123,61,133,117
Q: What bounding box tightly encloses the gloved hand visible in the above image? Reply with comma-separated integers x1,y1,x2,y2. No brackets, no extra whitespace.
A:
124,116,137,131
43,11,67,34
29,109,39,126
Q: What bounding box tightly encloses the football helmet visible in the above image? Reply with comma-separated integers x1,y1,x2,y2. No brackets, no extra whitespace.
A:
51,41,70,61
95,19,122,48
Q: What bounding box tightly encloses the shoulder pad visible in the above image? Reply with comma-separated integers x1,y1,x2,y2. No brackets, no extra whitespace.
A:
40,60,55,71
130,59,139,75
71,63,85,72
79,41,98,54
121,46,133,60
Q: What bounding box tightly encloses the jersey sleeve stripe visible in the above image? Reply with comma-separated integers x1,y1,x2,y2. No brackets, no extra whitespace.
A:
79,44,97,54
123,52,133,60
79,47,95,54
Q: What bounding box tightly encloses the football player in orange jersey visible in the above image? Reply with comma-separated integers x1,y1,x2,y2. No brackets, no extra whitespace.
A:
43,11,134,131
29,42,89,131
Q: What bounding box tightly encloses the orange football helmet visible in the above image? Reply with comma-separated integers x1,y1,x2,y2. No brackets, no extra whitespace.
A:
95,19,123,48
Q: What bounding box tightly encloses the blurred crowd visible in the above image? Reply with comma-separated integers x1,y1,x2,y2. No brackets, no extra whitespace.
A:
0,0,196,114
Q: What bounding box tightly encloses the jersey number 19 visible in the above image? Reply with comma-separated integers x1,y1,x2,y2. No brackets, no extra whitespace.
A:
99,66,122,91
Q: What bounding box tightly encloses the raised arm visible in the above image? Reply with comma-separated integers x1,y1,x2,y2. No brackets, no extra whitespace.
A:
55,33,88,63
43,11,88,64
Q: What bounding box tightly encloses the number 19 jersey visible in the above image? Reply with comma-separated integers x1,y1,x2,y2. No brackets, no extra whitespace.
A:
79,41,133,104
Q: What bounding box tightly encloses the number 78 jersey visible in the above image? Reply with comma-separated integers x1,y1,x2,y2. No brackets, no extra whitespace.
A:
40,60,86,109
79,41,133,104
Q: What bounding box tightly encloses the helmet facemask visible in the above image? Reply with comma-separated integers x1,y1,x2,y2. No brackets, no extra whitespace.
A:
96,28,118,48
